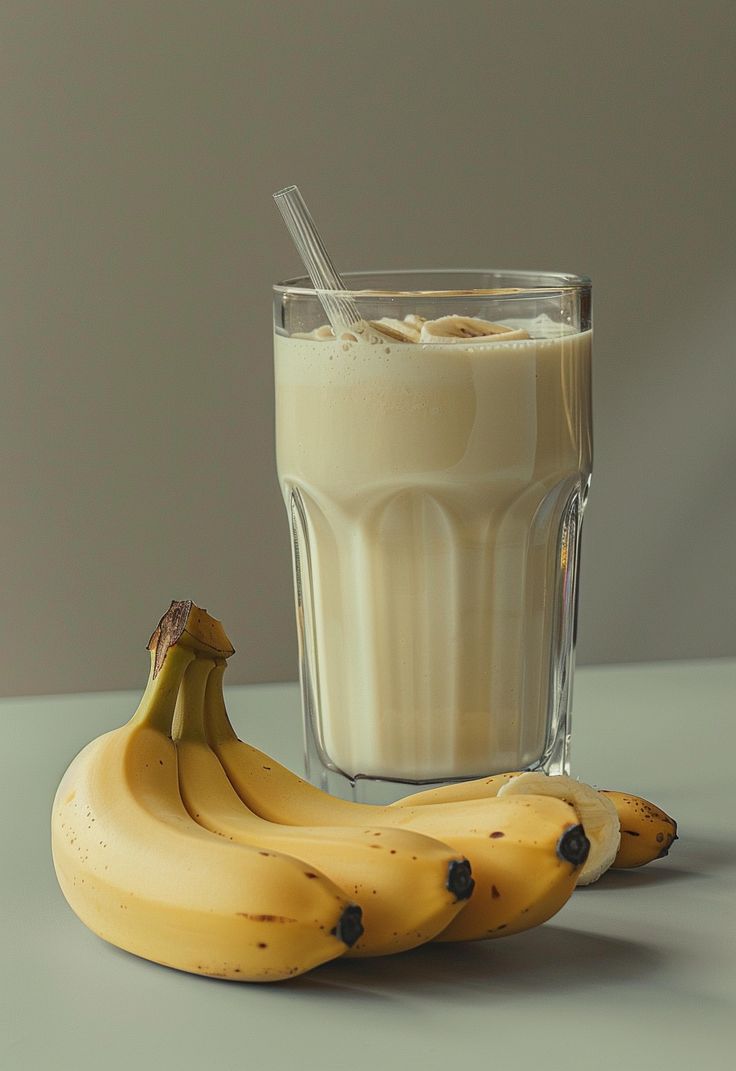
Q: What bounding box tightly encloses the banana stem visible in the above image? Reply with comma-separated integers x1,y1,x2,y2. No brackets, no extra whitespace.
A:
202,661,239,745
172,658,216,742
146,600,235,674
130,600,236,737
129,644,195,735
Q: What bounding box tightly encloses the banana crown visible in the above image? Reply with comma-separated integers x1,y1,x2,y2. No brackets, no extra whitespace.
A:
129,602,235,737
147,600,234,677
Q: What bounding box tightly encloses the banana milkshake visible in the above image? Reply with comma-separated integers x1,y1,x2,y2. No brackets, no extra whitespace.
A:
275,306,592,785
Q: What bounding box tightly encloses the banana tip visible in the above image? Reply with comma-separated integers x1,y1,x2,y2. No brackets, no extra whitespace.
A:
557,824,591,867
332,904,364,948
446,858,475,901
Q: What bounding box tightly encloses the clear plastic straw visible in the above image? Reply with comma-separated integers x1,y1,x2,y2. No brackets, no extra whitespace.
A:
273,185,364,335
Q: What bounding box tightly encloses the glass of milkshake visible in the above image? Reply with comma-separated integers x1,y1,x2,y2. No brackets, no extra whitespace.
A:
273,270,592,802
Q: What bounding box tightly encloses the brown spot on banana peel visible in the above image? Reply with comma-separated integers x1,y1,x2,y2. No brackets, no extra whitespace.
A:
236,913,298,923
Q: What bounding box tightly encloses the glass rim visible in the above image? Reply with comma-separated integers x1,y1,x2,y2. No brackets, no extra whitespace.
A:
273,267,591,297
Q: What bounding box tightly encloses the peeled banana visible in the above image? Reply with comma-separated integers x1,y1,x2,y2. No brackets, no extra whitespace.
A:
395,773,678,877
173,656,473,957
204,691,591,941
396,772,621,887
495,774,620,886
51,603,362,982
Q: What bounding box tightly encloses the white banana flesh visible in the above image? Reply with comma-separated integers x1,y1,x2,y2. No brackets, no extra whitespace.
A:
419,315,531,343
498,773,620,885
395,770,622,886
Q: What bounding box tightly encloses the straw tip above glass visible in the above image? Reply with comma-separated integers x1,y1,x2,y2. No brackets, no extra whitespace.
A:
273,185,298,201
272,183,362,334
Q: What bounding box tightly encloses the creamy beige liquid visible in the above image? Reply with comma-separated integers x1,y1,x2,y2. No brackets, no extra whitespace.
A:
275,317,592,780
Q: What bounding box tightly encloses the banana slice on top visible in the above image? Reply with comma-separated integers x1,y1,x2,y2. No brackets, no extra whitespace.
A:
368,317,422,342
498,773,621,886
419,315,531,343
404,314,426,331
292,324,336,340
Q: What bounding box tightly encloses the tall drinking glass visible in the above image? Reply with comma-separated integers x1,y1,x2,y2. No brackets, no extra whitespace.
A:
273,270,592,802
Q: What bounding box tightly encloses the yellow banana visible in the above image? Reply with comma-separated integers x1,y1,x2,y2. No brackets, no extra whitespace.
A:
173,657,473,957
205,696,590,941
599,791,678,869
392,773,523,807
395,774,677,875
387,796,588,941
394,772,620,887
51,602,361,982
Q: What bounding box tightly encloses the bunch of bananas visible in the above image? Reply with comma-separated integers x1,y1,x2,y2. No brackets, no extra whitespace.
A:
51,601,677,983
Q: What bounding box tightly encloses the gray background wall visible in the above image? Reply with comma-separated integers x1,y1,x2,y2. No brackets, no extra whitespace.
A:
2,0,734,697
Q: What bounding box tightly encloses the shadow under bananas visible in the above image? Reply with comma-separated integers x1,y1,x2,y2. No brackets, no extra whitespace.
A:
293,924,665,1003
110,921,664,1005
592,866,696,891
594,832,736,891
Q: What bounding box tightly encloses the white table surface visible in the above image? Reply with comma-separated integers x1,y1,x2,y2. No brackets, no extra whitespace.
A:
1,659,734,1070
